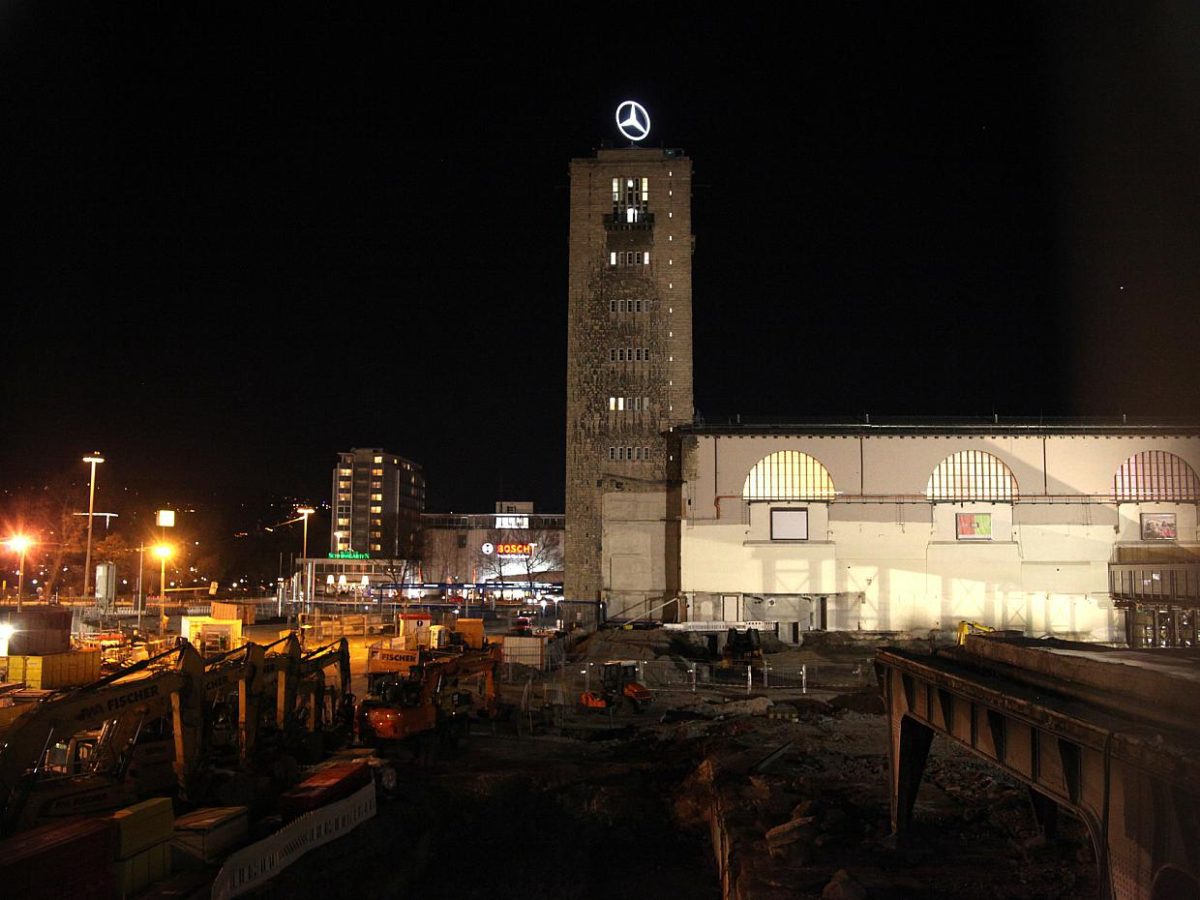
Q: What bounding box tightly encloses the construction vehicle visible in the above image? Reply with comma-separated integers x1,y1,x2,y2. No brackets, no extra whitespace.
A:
578,660,653,712
0,631,352,833
293,638,353,751
0,642,207,833
357,646,501,756
719,626,763,669
955,621,996,645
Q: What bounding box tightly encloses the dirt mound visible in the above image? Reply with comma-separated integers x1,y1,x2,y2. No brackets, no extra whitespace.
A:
829,688,885,715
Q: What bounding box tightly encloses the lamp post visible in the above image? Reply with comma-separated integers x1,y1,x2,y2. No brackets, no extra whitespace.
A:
297,507,315,605
297,507,315,560
154,543,172,634
81,453,104,600
6,536,32,613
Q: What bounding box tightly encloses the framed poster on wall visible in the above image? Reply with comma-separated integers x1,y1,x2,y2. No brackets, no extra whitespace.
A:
1140,513,1177,541
770,508,809,541
956,512,993,540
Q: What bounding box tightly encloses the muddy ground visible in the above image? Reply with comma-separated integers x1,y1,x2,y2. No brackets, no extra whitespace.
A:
259,629,1099,900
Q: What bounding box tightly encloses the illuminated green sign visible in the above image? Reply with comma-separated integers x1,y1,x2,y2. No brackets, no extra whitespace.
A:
328,551,370,560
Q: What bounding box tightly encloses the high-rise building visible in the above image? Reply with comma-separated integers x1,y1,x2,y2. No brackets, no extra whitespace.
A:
330,448,425,559
564,127,694,617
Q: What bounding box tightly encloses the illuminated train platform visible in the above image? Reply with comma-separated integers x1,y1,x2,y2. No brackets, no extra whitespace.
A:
875,633,1200,899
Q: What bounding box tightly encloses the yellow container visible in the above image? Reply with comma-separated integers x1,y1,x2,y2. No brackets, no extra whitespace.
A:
113,839,172,897
3,650,102,689
455,618,486,649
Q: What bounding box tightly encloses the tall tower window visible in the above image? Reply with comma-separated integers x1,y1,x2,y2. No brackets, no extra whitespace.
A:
613,177,649,223
609,250,650,267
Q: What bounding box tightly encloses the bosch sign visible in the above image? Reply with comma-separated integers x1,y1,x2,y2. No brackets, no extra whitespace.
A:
483,542,535,557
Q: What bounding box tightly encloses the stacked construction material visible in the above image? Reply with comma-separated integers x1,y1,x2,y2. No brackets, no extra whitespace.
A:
110,797,175,897
0,816,116,900
278,761,372,821
172,806,248,865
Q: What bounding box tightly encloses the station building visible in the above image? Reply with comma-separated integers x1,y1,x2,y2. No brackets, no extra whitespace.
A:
566,107,1200,642
665,422,1200,642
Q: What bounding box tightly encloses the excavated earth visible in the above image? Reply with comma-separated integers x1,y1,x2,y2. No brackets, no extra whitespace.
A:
257,630,1099,899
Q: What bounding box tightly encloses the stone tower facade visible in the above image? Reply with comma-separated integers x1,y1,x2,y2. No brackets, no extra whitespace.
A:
565,146,693,617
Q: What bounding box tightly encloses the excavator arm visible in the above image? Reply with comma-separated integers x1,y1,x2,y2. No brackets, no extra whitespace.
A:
0,642,205,833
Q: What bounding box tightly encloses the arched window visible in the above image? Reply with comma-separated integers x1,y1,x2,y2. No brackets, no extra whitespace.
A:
742,451,836,501
926,450,1017,501
1114,451,1200,501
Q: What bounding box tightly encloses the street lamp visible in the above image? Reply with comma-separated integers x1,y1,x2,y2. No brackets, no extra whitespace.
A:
297,507,315,605
81,453,104,600
6,536,32,612
297,507,315,561
154,543,172,632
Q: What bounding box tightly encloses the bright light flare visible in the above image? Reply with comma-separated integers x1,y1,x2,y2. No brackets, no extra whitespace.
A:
153,544,173,560
5,536,31,554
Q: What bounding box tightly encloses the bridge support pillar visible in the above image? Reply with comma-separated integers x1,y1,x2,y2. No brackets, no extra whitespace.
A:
890,713,934,836
1028,787,1060,840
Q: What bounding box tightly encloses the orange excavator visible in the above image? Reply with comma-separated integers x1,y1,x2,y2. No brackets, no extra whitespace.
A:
356,646,501,757
579,661,652,713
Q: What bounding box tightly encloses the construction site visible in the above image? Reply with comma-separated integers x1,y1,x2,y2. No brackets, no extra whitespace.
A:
0,602,1195,900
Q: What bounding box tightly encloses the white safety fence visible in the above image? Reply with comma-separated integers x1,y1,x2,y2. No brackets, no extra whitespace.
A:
211,781,377,899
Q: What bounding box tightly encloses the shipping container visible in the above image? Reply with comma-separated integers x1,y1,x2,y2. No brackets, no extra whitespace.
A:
0,607,72,656
454,617,486,649
2,650,102,689
211,601,257,625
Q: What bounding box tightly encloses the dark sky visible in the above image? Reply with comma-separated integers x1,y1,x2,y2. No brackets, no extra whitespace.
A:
5,5,1199,516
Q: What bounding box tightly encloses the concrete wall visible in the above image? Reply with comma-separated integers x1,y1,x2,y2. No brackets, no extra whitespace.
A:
602,489,673,620
680,431,1200,640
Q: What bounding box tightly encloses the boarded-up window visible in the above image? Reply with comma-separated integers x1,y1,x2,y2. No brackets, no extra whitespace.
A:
1114,451,1200,502
742,451,836,501
926,451,1017,501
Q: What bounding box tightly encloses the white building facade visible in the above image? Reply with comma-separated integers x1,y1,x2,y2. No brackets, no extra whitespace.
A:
672,422,1200,642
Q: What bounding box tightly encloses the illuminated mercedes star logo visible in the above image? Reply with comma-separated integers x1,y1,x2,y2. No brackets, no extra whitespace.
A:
615,100,651,142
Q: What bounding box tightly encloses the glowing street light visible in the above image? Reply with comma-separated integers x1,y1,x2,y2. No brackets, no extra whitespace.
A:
154,543,173,634
81,453,104,599
297,507,316,560
5,536,32,612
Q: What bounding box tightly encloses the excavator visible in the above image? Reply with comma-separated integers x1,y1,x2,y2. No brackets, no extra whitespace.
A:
0,633,354,833
357,645,501,758
0,641,207,833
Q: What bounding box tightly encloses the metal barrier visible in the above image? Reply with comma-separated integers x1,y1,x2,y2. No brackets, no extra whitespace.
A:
564,657,876,697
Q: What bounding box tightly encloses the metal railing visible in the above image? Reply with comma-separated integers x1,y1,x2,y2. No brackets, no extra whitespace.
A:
546,658,877,698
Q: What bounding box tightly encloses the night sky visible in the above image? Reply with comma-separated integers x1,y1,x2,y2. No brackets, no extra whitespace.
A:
5,5,1199,518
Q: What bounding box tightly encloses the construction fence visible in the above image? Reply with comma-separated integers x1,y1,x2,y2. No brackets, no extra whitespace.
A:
507,656,877,697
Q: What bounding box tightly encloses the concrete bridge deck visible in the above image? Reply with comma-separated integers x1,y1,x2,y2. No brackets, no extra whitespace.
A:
875,634,1200,900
